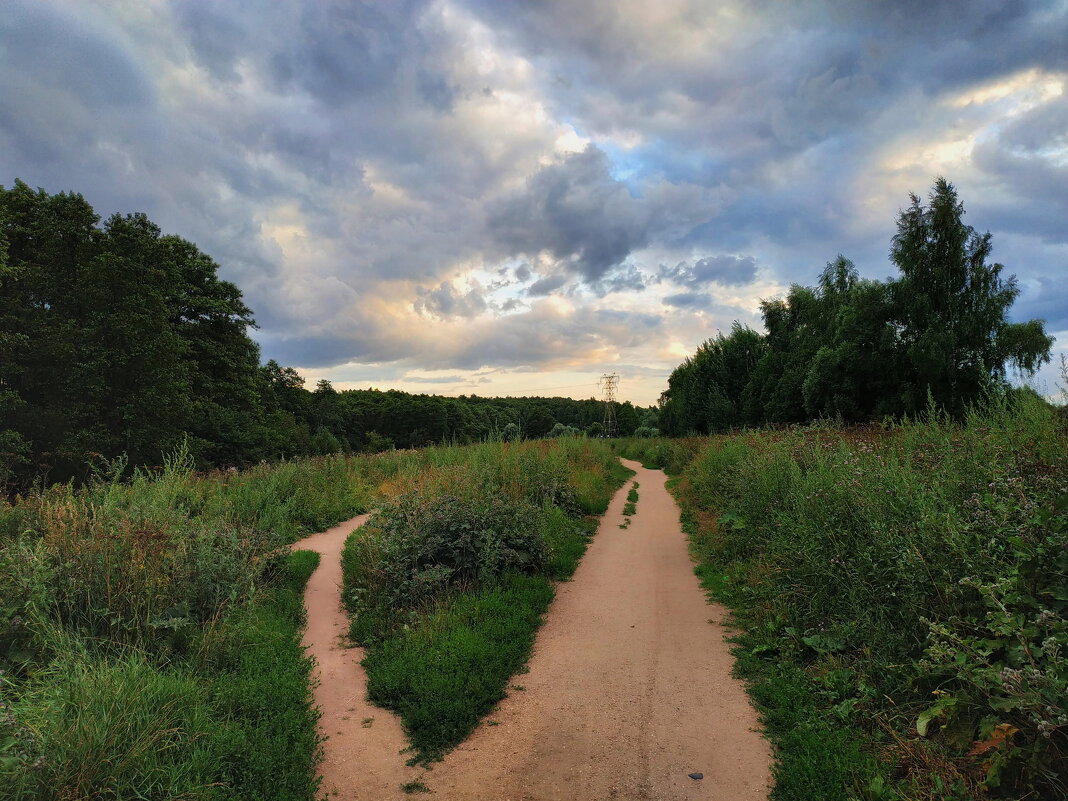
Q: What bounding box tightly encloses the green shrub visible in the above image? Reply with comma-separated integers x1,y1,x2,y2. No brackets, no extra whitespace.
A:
343,470,545,642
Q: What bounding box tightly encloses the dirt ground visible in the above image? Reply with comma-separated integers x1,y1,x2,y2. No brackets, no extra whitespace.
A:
291,515,420,799
293,459,772,800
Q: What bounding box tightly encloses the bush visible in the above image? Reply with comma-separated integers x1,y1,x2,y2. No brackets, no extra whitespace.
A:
343,469,545,642
674,395,1068,799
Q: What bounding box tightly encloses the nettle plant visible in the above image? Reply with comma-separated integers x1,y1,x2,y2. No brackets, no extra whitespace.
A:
919,489,1068,796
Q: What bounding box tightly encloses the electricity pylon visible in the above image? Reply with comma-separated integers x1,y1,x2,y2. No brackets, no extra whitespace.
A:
598,373,619,438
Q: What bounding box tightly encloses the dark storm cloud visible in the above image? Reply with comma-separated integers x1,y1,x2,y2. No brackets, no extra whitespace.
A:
489,145,652,281
659,256,758,288
969,99,1068,243
663,292,712,309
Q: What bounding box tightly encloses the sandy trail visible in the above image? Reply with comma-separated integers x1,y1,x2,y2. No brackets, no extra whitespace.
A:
294,460,772,800
425,458,773,800
291,515,420,800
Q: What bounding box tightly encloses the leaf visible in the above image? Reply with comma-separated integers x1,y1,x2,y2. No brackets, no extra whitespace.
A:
917,696,957,737
966,723,1018,757
801,634,846,654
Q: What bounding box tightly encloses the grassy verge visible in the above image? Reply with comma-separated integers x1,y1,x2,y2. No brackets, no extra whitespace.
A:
657,395,1067,801
342,439,631,761
1,549,322,801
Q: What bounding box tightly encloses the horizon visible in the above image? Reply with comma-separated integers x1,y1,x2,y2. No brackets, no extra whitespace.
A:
2,1,1065,407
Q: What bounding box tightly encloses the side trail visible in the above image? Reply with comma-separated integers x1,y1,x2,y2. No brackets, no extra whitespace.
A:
294,460,772,800
291,515,420,799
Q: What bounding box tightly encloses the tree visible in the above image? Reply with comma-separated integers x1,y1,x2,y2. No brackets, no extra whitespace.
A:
0,182,274,481
0,218,29,485
800,257,900,420
891,178,1052,415
660,322,766,435
524,405,555,438
548,422,581,437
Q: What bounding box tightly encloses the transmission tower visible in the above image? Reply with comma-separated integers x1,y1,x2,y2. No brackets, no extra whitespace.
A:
598,373,620,438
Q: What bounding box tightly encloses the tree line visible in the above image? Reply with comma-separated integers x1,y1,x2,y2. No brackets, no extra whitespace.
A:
0,181,650,488
659,179,1054,435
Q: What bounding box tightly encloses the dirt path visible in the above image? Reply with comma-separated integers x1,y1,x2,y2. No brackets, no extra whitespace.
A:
294,461,772,800
291,515,420,800
425,459,773,800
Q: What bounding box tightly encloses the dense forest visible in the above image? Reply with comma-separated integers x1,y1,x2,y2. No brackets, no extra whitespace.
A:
0,181,649,488
659,179,1054,435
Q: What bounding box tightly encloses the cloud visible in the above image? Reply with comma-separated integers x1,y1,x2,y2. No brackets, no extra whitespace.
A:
527,274,570,296
659,255,759,287
488,145,653,281
415,281,489,319
595,264,647,295
663,292,711,309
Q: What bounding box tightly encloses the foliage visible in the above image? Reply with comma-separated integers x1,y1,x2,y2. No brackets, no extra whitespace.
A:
659,180,1052,434
891,179,1053,416
666,394,1067,799
343,472,545,641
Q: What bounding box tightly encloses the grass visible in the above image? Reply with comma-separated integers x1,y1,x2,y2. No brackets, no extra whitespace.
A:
654,394,1068,801
0,438,403,799
364,574,555,760
0,436,634,793
342,438,631,761
1,549,323,801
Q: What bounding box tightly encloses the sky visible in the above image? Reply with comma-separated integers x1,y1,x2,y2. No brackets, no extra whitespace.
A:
2,0,1066,406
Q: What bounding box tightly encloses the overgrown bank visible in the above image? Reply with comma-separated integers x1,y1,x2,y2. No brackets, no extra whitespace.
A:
616,396,1067,801
341,438,631,761
0,449,389,799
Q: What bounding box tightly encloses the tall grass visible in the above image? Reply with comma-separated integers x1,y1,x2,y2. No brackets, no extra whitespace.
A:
664,394,1067,800
0,442,412,800
1,550,322,801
